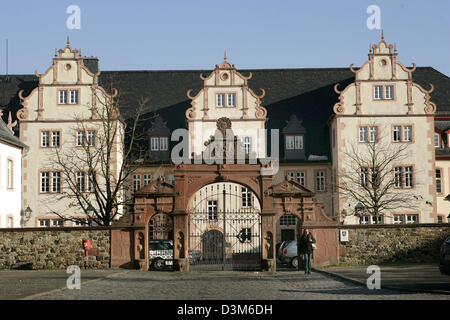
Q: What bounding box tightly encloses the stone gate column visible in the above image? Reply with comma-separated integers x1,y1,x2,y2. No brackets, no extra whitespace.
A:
261,213,276,272
172,211,189,271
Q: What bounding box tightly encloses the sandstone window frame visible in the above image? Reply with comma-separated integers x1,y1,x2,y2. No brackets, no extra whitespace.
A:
216,92,237,108
58,88,80,105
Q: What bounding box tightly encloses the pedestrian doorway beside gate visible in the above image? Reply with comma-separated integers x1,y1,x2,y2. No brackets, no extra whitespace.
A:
188,182,262,271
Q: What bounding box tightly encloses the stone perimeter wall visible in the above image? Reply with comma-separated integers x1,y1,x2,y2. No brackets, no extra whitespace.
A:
0,227,112,270
336,224,450,265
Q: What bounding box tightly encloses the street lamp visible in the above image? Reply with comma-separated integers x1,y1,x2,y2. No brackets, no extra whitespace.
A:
24,206,32,221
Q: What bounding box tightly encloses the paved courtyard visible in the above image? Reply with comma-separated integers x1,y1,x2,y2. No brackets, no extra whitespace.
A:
1,267,449,300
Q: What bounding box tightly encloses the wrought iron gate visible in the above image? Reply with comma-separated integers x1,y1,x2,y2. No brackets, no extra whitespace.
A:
188,183,262,271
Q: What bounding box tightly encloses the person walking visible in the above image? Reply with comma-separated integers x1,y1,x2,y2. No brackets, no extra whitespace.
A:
299,228,316,274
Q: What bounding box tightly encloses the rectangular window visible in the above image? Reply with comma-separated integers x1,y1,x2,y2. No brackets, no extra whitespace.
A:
86,130,95,147
70,90,78,104
59,90,67,104
369,126,378,143
279,215,297,226
7,217,13,228
359,127,367,143
76,171,86,192
159,137,169,151
76,130,85,147
217,94,225,107
294,136,304,149
374,86,383,100
41,131,50,147
385,86,394,100
40,172,50,193
393,215,404,224
359,216,370,225
403,126,412,142
404,166,413,188
394,167,403,188
39,219,50,227
52,131,60,147
227,93,236,107
143,174,151,186
393,126,401,142
435,133,441,148
360,167,369,187
87,171,96,193
436,169,442,194
296,172,305,186
286,171,294,181
52,220,63,227
316,171,325,192
285,136,295,150
207,200,218,221
241,187,252,208
150,137,159,151
371,167,380,189
7,159,13,189
167,174,175,185
244,137,252,154
371,215,383,224
52,172,61,193
406,214,418,224
132,174,141,192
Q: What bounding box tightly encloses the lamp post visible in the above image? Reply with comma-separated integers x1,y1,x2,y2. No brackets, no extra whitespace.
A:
86,204,95,226
21,206,32,227
355,203,365,223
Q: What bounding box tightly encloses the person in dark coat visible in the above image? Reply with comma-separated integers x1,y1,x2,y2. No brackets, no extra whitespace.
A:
299,229,316,274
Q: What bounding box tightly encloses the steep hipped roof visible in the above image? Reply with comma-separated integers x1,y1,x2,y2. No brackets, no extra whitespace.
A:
1,67,449,158
0,117,27,149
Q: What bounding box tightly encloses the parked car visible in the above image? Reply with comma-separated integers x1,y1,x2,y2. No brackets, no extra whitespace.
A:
439,236,450,275
278,240,299,268
149,239,173,270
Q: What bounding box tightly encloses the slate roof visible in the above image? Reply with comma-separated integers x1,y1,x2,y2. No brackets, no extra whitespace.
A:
0,66,449,159
0,117,27,149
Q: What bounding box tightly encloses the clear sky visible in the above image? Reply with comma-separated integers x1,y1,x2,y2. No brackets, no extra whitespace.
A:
0,0,449,76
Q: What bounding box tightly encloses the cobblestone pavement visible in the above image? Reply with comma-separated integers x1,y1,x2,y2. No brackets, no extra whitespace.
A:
23,269,450,300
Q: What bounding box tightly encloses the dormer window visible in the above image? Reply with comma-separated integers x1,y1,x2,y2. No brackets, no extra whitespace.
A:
286,135,303,150
216,93,236,107
435,133,441,148
150,136,169,151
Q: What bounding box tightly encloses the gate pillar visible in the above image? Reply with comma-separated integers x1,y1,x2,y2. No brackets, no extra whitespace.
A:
173,211,189,272
261,213,276,272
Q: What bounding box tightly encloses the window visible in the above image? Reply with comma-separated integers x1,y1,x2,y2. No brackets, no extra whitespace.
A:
239,228,251,243
7,159,13,189
436,169,442,194
295,172,305,186
52,172,61,193
41,131,50,147
406,214,418,224
227,93,236,107
316,170,325,192
438,216,443,224
59,90,67,104
369,127,378,143
374,85,394,100
403,126,412,142
359,127,367,142
286,135,303,150
244,137,252,154
360,167,369,187
143,174,151,187
76,171,86,192
7,216,13,228
167,174,175,185
371,167,380,189
385,86,394,100
217,94,225,107
40,171,61,193
286,171,295,181
52,220,63,227
371,215,383,224
59,90,78,104
76,130,84,147
207,200,218,221
160,137,169,151
393,126,401,142
404,166,413,188
435,133,441,148
394,167,402,188
74,219,87,227
86,130,95,147
359,216,370,225
374,86,383,100
39,219,50,227
150,137,159,151
132,174,141,192
241,187,252,208
70,90,78,104
87,171,96,193
279,215,297,226
393,215,404,224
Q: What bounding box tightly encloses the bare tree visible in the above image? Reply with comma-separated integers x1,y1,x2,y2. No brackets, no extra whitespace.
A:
46,81,150,226
337,134,422,224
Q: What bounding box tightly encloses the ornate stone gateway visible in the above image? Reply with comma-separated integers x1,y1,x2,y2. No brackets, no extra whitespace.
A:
188,182,261,271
